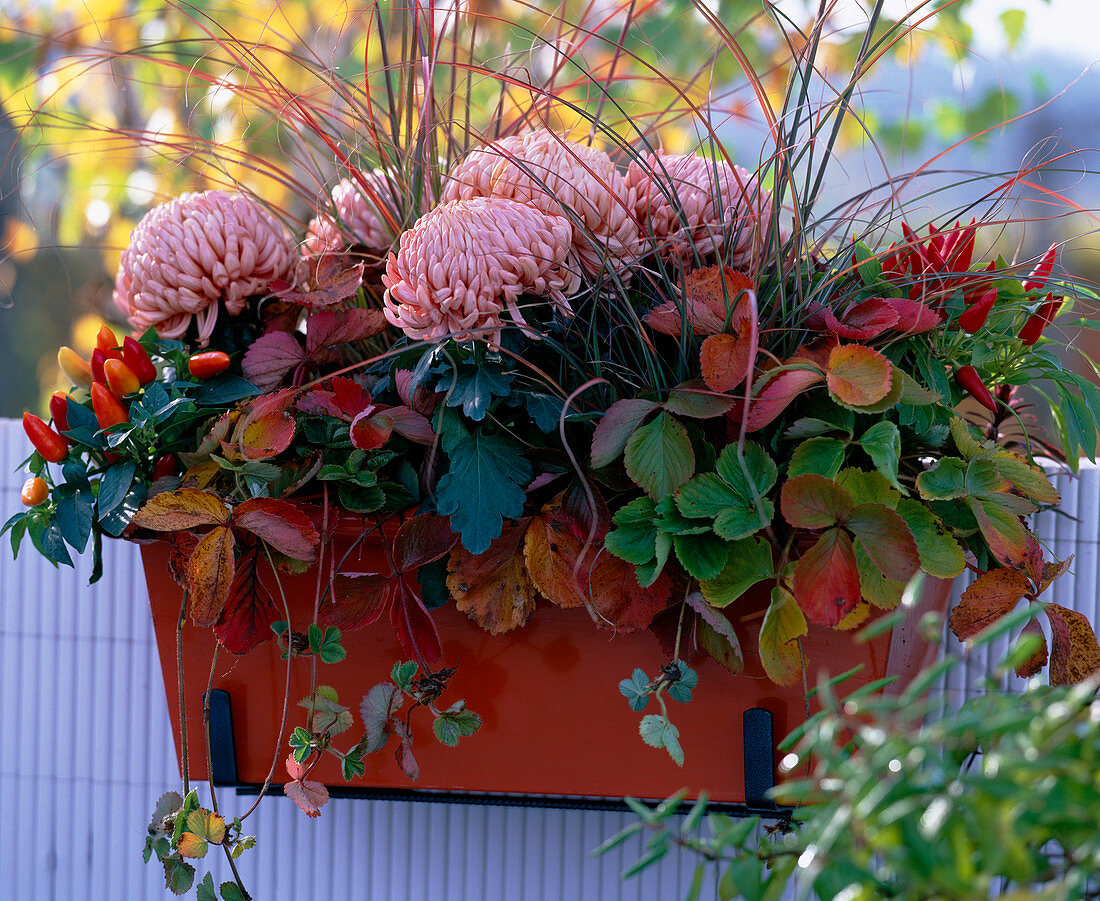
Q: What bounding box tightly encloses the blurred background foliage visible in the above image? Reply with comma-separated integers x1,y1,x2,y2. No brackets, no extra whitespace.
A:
0,0,1094,418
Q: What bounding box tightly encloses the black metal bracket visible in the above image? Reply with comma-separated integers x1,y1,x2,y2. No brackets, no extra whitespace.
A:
742,707,778,812
204,690,790,819
203,689,239,787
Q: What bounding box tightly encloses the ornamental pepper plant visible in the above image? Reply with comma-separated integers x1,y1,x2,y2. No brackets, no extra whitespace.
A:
5,1,1100,896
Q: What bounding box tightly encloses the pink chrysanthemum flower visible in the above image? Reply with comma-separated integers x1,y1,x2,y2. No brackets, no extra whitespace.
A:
382,197,579,346
442,130,641,279
114,191,294,344
625,153,779,269
304,174,393,257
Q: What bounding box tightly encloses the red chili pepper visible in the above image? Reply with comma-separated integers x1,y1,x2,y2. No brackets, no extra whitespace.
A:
957,288,996,333
57,346,94,387
122,336,157,385
956,366,998,413
152,453,179,480
104,358,141,398
1023,244,1057,293
91,383,129,430
21,476,49,507
1018,294,1060,346
96,325,123,360
49,391,72,434
90,347,108,384
22,412,70,462
188,351,231,380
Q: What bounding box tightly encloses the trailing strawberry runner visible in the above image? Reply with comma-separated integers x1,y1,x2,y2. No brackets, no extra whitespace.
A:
6,1,1100,897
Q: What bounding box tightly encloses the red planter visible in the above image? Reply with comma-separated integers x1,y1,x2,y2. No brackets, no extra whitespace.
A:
141,519,949,804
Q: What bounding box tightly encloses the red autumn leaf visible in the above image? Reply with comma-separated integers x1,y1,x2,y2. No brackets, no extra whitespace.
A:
447,520,538,634
271,254,366,308
826,344,894,407
948,568,1030,640
846,503,920,581
167,531,200,587
822,298,900,339
524,501,590,610
131,488,230,531
792,527,861,626
590,398,661,469
188,525,236,627
387,406,435,445
1046,603,1100,685
743,365,825,432
394,369,442,415
241,332,306,392
685,592,744,673
780,473,853,529
215,551,281,654
306,308,388,354
232,498,320,562
586,551,673,631
392,719,420,781
1047,604,1100,683
644,266,753,336
297,377,372,420
238,411,295,461
244,387,300,419
1014,618,1049,679
393,515,459,572
389,590,443,666
881,297,940,333
326,516,454,661
326,572,395,631
700,333,753,393
283,777,330,818
350,411,394,450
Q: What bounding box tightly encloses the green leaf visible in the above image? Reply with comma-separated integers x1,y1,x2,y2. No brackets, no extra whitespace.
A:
525,393,565,432
98,461,136,517
639,714,684,766
896,499,966,578
699,537,774,607
999,8,1027,50
432,706,482,747
442,366,513,421
436,427,532,555
623,411,695,500
591,398,661,469
360,683,403,753
316,627,346,664
858,421,905,494
28,516,73,567
98,485,147,537
341,749,365,781
54,484,94,553
163,857,196,895
220,883,248,901
916,458,968,500
197,873,217,901
619,668,651,711
298,688,352,736
288,726,313,762
677,442,777,540
605,497,659,565
759,586,808,685
665,662,698,703
390,661,418,691
672,531,730,581
836,468,900,508
788,437,846,479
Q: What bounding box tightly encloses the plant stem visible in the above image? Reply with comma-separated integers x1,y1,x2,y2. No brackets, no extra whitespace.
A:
202,646,251,899
177,590,190,797
238,547,295,822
